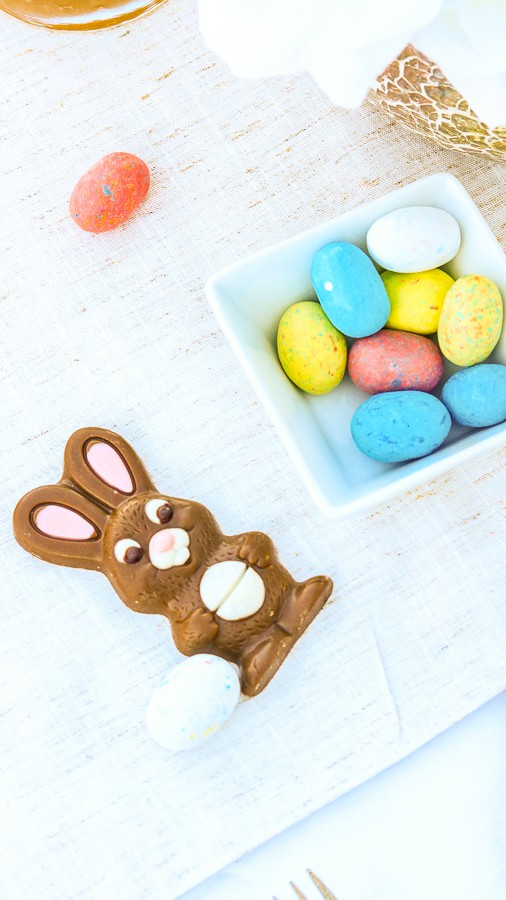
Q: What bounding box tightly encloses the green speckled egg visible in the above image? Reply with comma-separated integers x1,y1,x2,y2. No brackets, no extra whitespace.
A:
277,301,347,394
438,274,503,366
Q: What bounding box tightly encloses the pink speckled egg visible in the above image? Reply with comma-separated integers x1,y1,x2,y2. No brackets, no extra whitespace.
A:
348,329,444,394
70,152,150,233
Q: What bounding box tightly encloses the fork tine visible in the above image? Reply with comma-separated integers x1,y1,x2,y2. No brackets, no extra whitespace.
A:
307,870,338,900
290,882,308,900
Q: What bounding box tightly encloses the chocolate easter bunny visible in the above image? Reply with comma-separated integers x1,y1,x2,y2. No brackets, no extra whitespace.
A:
13,428,333,696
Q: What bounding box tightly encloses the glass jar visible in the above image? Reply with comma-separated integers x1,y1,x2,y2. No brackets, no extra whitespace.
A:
0,0,166,29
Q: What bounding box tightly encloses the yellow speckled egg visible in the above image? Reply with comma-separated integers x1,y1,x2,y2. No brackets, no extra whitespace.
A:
381,269,454,334
277,300,347,394
438,274,503,366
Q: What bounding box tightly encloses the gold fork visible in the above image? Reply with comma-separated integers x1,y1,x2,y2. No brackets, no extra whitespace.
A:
272,869,338,900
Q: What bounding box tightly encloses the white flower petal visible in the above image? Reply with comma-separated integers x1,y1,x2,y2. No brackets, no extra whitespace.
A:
312,0,444,50
198,0,506,126
415,11,503,77
303,30,413,108
198,0,330,77
456,0,506,66
414,10,506,126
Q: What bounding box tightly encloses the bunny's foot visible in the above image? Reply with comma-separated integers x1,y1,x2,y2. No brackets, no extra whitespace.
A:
239,625,293,697
276,575,333,637
239,575,333,696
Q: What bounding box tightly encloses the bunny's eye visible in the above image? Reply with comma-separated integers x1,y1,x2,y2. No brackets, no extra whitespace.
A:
145,499,174,525
114,538,143,564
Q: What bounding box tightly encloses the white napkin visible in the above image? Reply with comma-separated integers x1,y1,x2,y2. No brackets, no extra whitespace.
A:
181,692,506,900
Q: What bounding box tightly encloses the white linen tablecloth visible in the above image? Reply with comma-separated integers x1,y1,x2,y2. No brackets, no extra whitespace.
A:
1,3,505,898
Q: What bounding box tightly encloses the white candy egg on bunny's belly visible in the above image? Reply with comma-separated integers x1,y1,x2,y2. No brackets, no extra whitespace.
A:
146,655,240,750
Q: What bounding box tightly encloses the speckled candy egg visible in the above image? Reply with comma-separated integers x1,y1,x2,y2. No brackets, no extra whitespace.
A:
438,274,503,366
70,152,150,233
366,206,461,273
277,301,347,394
351,391,451,462
442,364,506,427
146,655,240,751
310,242,390,338
348,329,444,394
382,268,454,334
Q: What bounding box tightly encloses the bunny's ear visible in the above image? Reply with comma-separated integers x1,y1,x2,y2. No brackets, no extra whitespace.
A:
63,428,155,509
13,484,108,571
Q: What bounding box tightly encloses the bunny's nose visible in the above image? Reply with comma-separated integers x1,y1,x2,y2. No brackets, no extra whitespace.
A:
148,528,190,570
150,530,175,554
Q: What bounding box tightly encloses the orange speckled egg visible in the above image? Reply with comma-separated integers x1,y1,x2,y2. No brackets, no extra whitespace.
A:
69,152,150,233
438,274,503,366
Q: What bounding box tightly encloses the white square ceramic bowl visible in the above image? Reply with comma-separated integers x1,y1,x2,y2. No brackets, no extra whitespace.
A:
206,173,506,519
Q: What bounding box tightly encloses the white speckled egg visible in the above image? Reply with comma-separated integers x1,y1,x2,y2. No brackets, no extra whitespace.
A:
146,655,240,751
366,206,461,273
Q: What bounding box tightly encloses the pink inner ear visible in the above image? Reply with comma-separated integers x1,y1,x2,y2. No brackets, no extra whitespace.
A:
34,505,97,540
86,441,134,493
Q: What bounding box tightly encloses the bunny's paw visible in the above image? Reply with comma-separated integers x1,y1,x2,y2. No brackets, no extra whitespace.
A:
237,532,273,569
171,607,219,654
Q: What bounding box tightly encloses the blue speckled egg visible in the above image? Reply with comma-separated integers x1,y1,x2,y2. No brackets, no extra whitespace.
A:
311,241,390,338
351,391,451,462
442,364,506,427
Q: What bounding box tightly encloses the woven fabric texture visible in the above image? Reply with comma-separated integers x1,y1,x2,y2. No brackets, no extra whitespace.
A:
1,3,505,898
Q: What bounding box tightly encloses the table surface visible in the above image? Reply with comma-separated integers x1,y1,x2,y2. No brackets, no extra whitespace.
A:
1,3,505,898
